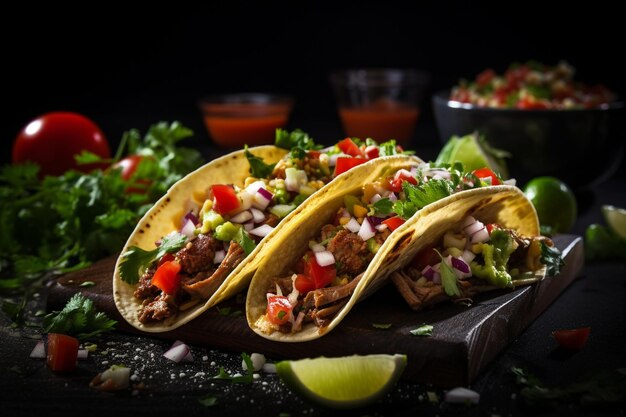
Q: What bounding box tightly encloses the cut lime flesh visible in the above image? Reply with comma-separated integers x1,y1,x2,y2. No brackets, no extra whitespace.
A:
602,205,626,239
435,132,509,179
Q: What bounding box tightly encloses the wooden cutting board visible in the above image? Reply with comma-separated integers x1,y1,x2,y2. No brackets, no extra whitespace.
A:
46,235,583,387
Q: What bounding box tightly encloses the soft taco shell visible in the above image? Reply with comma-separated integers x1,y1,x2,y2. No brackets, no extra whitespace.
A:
246,184,539,342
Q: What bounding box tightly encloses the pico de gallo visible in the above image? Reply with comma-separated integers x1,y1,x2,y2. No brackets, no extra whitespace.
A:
450,60,615,109
392,215,563,311
255,162,507,334
118,130,410,324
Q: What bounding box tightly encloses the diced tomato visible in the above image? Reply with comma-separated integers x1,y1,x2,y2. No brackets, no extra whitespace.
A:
476,69,496,87
307,150,321,159
294,274,316,293
47,333,79,372
303,251,336,289
517,97,549,110
211,184,240,215
151,260,181,295
337,138,363,157
334,157,367,176
485,223,500,234
266,295,293,325
387,170,418,193
364,145,379,160
472,167,501,185
552,327,591,350
410,246,440,270
382,216,405,231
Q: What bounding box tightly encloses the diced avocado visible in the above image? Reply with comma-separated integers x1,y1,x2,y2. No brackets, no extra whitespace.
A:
470,243,513,288
214,221,240,242
367,237,381,254
274,187,290,204
200,210,225,234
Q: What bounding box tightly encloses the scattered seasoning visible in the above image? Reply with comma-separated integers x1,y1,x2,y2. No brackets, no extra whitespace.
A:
427,391,439,403
410,324,434,336
372,323,392,329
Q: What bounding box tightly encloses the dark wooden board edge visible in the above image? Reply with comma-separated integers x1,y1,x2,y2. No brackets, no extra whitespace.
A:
46,235,583,387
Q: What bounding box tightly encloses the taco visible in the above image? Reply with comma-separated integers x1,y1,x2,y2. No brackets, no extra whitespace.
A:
245,159,509,341
113,131,412,332
390,187,563,311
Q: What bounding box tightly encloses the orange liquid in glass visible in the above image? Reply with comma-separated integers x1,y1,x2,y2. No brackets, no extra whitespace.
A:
338,100,419,144
202,103,290,147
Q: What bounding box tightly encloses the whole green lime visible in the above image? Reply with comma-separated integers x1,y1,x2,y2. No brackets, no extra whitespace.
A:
523,176,577,234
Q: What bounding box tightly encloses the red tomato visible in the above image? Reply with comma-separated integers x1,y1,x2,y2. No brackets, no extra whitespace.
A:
307,150,321,159
294,273,316,293
47,333,79,372
211,184,240,215
303,251,336,288
337,138,363,157
382,216,405,231
151,260,182,295
517,97,549,110
472,167,502,185
410,246,439,270
476,69,496,87
485,223,500,234
334,157,367,176
552,327,591,350
266,295,293,325
12,112,110,177
111,155,152,194
364,145,380,160
387,170,418,193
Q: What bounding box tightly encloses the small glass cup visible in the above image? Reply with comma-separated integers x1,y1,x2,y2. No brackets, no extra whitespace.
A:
330,68,429,146
198,93,294,148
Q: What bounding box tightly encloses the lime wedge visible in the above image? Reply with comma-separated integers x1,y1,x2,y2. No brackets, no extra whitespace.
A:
602,205,626,239
276,354,407,409
435,132,510,179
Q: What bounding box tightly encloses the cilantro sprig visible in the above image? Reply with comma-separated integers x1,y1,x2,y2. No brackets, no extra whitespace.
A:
119,232,188,284
43,293,116,340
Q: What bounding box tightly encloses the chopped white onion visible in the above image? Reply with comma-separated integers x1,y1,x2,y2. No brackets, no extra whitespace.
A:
444,387,480,404
253,188,273,210
180,218,196,239
245,180,266,195
230,210,253,224
262,363,277,373
29,340,45,359
470,227,490,243
242,353,266,372
163,342,190,363
288,275,300,305
238,190,254,211
394,169,413,181
100,365,130,390
213,250,226,264
375,224,388,232
243,222,254,231
461,216,477,228
432,272,441,284
344,217,361,233
388,192,398,202
464,219,484,236
310,243,326,252
358,217,376,241
249,224,274,237
315,250,335,267
77,349,89,360
370,193,383,204
250,207,266,223
462,249,476,263
503,178,517,186
171,340,194,362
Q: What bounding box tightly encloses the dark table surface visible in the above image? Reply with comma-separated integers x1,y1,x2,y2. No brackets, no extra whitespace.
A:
1,116,625,417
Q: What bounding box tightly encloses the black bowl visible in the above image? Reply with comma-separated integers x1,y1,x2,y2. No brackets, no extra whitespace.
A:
432,90,625,190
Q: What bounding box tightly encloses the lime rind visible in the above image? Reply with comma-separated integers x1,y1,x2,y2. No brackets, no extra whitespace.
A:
434,132,509,179
276,354,407,409
602,205,626,239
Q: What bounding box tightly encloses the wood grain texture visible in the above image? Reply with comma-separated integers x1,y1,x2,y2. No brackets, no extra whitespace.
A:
46,235,583,387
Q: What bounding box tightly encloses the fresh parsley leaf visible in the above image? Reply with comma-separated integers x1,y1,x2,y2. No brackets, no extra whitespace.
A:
234,228,256,256
434,249,461,297
197,394,218,407
410,324,434,336
75,151,111,165
118,232,188,284
540,241,564,276
244,145,276,178
275,128,320,159
372,323,392,329
393,179,453,219
371,198,393,216
43,293,116,340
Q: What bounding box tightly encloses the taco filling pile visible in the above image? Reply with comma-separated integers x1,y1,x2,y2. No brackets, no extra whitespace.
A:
254,162,504,335
117,132,407,325
391,215,563,311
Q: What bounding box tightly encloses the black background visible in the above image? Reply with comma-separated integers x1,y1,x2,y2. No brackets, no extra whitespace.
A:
3,3,624,166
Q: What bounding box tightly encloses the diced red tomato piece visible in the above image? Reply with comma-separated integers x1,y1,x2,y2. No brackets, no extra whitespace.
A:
334,157,367,176
307,150,321,159
151,260,181,295
410,246,440,271
211,184,240,215
516,97,549,110
294,274,316,293
472,167,502,185
476,69,496,87
47,333,79,372
337,138,363,157
382,216,405,231
485,223,500,234
266,295,293,325
552,327,591,350
387,170,418,193
303,251,336,289
364,145,380,160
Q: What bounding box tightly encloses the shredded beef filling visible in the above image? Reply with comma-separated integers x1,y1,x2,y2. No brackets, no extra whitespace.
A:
327,230,373,276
